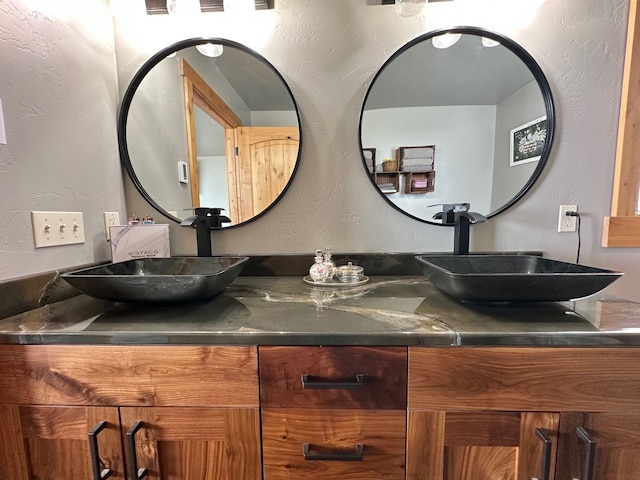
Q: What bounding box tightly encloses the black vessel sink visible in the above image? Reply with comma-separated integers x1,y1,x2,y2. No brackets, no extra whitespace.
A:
415,255,622,302
62,256,249,303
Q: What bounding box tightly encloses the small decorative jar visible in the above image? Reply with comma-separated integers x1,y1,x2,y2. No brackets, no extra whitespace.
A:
335,262,364,283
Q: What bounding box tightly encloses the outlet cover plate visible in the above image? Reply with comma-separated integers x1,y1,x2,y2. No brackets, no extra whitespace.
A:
31,211,85,248
558,205,578,233
103,212,120,240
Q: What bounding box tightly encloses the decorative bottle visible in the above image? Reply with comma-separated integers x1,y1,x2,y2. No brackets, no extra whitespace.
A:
309,249,328,282
323,247,336,280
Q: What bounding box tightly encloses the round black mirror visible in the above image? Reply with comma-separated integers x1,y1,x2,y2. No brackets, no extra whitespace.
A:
359,26,555,224
118,37,301,228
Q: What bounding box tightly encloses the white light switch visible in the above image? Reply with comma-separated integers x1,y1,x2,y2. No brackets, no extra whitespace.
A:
0,99,6,145
31,211,85,248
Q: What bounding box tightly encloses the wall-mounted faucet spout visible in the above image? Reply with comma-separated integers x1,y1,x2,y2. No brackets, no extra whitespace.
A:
180,207,231,256
433,203,487,255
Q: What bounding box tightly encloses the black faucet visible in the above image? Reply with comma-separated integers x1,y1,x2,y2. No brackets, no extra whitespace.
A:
180,207,231,256
433,203,487,255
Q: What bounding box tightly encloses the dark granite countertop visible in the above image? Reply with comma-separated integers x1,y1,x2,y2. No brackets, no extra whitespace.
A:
1,275,639,347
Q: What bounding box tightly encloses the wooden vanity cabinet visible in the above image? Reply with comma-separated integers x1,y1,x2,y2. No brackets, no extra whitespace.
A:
407,347,640,480
0,345,261,480
259,346,408,479
3,343,640,479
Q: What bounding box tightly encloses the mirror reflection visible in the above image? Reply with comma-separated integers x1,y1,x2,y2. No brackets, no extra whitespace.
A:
360,27,554,224
120,38,301,227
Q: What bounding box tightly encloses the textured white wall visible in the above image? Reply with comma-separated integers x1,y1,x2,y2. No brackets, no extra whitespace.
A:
2,0,638,302
0,0,124,280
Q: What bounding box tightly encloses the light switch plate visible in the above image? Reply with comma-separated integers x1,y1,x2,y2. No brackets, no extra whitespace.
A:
31,211,85,248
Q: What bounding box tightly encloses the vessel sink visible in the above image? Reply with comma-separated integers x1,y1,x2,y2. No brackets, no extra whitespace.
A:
415,255,622,302
62,256,249,303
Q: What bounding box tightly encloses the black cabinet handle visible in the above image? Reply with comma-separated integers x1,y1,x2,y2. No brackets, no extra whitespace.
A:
88,421,112,480
534,428,552,480
302,443,364,461
127,421,149,480
576,427,596,480
301,373,365,389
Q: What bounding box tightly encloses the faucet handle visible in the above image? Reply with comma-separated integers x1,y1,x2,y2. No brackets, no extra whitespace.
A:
430,203,470,225
193,207,225,216
445,203,471,213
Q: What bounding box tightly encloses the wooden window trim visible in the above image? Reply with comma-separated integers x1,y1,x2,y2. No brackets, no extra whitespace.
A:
179,58,242,211
603,0,640,247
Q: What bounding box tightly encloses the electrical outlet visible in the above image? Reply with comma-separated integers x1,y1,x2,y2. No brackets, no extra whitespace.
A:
558,205,578,232
103,212,120,240
31,211,85,248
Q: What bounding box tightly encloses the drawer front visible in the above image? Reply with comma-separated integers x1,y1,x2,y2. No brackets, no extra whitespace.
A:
409,347,640,412
0,345,259,407
259,346,407,409
262,408,406,479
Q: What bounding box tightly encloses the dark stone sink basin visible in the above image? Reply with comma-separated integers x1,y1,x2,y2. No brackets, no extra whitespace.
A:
62,256,249,303
415,255,622,302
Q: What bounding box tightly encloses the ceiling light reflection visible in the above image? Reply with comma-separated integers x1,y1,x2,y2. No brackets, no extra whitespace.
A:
481,37,501,47
432,33,462,49
196,43,224,57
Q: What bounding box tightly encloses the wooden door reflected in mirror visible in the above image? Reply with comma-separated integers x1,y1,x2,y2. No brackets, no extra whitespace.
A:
119,38,301,228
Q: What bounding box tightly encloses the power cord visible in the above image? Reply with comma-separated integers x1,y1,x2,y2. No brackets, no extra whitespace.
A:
565,210,581,263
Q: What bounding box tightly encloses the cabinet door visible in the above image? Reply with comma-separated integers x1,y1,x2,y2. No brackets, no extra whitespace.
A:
407,410,559,480
556,413,640,480
120,407,261,480
0,405,124,480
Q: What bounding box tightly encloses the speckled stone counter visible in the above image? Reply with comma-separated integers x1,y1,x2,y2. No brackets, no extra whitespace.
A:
1,275,639,346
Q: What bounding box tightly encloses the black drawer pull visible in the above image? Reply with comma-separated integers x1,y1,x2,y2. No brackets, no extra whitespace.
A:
533,428,552,480
127,420,149,480
576,427,596,480
301,373,365,389
302,443,364,461
88,421,112,480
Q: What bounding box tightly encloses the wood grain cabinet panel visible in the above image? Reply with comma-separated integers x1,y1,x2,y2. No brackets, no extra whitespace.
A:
262,408,406,479
259,346,407,409
408,347,640,411
0,405,125,480
406,410,559,480
408,347,640,480
0,345,262,479
555,412,640,480
0,345,259,407
120,407,262,480
260,346,408,479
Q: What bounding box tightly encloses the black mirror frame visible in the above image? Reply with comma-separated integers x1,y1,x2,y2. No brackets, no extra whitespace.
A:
358,26,556,226
117,37,302,228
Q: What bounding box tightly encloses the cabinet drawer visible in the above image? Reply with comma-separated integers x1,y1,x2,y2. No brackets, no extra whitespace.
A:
259,346,407,409
0,345,259,407
262,408,406,479
409,347,640,412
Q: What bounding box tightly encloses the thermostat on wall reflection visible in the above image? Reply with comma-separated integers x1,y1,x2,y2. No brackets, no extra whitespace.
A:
178,161,188,183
